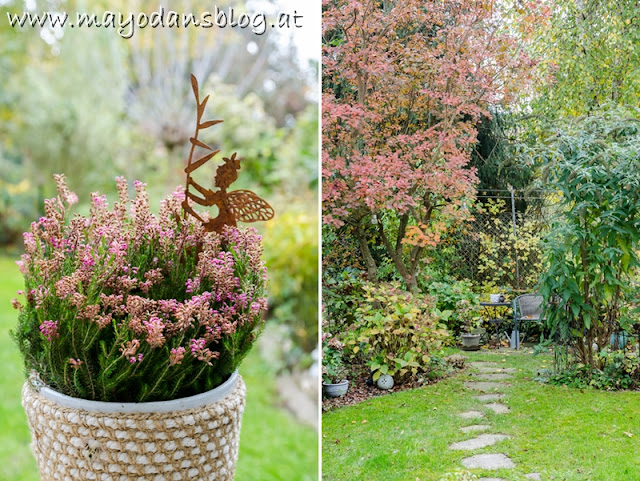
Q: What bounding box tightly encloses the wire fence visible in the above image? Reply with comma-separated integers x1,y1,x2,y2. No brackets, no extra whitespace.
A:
438,188,556,292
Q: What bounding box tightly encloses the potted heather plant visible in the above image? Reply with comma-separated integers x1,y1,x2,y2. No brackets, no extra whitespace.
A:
321,331,349,397
11,76,274,481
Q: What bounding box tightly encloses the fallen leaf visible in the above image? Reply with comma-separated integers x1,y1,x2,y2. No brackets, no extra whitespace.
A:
624,431,634,437
362,420,368,424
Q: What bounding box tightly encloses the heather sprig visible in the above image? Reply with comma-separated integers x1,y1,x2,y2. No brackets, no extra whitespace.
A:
12,175,267,402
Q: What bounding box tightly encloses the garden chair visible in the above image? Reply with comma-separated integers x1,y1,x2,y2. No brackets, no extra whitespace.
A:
511,294,545,349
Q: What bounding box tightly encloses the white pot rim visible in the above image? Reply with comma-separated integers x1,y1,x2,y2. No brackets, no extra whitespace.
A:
322,379,348,386
33,370,238,414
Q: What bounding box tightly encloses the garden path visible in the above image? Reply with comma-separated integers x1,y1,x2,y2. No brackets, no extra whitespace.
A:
450,360,542,481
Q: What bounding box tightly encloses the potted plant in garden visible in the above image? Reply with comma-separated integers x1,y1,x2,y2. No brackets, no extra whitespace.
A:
11,75,274,481
322,332,349,397
457,299,483,350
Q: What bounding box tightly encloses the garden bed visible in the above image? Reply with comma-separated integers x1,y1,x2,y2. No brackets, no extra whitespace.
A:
322,360,464,412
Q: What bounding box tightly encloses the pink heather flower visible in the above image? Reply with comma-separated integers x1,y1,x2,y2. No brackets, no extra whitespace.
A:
189,338,219,366
11,298,22,310
185,277,200,294
78,304,100,321
189,338,206,354
91,193,108,210
54,174,78,206
94,313,112,329
143,317,166,348
129,353,144,363
99,293,124,311
157,299,179,314
169,346,186,366
55,274,79,299
82,255,95,268
115,176,129,204
68,358,83,369
172,186,185,202
39,320,59,341
139,280,153,293
108,240,128,256
16,257,29,275
23,232,37,254
120,339,140,358
143,268,163,290
70,292,87,308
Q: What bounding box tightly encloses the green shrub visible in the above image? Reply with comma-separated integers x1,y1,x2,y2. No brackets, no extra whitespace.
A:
426,279,479,335
263,207,318,354
321,330,347,384
546,348,640,390
322,267,366,331
534,111,640,369
344,283,450,383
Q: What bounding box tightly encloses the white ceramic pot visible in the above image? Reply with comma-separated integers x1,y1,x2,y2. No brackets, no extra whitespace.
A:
322,379,349,397
22,371,245,481
461,333,481,350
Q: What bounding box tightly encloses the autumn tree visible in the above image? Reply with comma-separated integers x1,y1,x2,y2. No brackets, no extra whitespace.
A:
322,0,547,290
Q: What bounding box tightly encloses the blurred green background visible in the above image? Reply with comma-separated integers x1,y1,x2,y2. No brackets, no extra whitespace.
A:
0,0,319,479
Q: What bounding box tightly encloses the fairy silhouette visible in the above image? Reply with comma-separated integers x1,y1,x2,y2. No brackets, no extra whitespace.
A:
182,75,274,233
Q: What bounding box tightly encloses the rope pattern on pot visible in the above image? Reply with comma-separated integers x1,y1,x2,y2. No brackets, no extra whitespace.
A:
22,376,246,481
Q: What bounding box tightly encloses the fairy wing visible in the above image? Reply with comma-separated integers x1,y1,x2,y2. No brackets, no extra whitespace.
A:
226,190,275,223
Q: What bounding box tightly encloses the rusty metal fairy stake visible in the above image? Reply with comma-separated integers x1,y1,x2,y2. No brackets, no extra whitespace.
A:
182,74,274,233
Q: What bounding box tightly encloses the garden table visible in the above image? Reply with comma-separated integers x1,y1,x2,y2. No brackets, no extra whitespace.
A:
479,301,516,347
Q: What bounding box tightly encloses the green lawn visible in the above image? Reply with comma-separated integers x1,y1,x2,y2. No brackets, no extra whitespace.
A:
323,349,640,481
0,256,317,481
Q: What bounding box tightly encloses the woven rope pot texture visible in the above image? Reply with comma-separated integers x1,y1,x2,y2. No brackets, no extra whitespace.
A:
22,371,245,481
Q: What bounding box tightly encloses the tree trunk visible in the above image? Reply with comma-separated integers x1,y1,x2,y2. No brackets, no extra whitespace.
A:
376,221,418,291
354,223,378,283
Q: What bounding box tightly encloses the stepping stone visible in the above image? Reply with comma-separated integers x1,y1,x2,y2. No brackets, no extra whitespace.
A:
469,362,499,368
449,434,509,450
474,373,513,381
465,381,507,391
459,410,484,419
475,367,517,374
473,372,513,381
459,424,491,433
473,394,504,402
461,453,515,470
484,403,510,414
525,474,542,481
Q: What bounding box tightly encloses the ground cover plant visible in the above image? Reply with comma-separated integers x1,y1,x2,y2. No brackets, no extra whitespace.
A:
322,349,640,481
